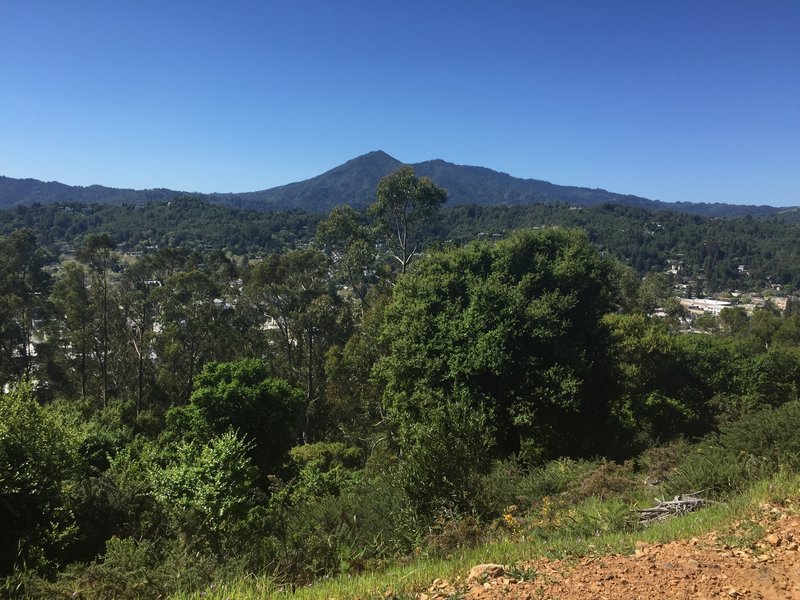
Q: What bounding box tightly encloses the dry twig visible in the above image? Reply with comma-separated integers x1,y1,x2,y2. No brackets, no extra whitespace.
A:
637,492,718,525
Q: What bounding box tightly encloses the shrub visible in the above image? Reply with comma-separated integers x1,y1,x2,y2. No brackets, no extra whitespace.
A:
280,443,363,506
637,439,692,485
149,431,266,555
573,460,639,502
59,536,223,600
166,359,304,476
289,441,362,471
396,397,495,516
475,458,526,517
0,382,79,575
516,458,598,504
274,474,420,583
667,401,800,496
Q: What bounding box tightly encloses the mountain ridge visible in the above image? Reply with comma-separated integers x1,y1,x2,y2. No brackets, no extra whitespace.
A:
0,151,790,218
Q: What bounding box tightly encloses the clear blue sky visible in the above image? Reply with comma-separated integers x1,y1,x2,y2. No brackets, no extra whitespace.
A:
1,1,798,205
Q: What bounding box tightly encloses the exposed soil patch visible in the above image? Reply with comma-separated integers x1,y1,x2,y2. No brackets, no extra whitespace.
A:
422,500,800,600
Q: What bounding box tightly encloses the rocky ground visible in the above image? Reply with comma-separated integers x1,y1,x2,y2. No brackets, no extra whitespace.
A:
418,499,800,600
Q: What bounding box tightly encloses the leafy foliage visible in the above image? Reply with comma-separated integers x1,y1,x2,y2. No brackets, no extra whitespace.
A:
668,401,800,495
150,431,264,553
0,382,78,574
167,359,304,476
369,166,448,274
377,228,616,461
397,396,495,515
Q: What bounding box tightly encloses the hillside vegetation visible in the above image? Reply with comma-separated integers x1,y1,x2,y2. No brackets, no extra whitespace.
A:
2,168,799,599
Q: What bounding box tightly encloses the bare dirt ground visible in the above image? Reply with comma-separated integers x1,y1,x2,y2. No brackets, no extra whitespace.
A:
420,500,800,600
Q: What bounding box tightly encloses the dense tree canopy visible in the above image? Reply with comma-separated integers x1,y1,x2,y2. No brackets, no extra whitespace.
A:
167,359,304,476
376,228,617,462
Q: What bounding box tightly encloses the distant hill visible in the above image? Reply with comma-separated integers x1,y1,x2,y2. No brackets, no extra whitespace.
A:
0,151,790,217
0,176,182,206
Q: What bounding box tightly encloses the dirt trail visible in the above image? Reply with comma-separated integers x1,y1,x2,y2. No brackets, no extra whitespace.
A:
422,501,800,600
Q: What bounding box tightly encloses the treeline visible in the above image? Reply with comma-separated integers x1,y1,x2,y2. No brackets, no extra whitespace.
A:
2,168,800,597
3,199,800,294
433,203,800,292
0,198,321,256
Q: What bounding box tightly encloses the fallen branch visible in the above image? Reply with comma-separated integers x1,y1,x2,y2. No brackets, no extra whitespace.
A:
637,492,718,525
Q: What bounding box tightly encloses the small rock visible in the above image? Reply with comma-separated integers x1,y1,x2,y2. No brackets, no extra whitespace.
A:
766,533,781,547
467,563,506,583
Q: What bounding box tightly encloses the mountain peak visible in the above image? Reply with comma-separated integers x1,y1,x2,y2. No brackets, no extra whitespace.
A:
340,150,402,170
0,154,789,217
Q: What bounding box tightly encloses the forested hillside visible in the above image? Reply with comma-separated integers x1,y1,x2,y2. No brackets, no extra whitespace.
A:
2,168,800,599
3,196,799,291
1,151,790,216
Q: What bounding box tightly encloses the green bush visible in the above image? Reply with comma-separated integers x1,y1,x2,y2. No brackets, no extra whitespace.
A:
636,439,692,485
265,442,365,509
516,458,598,504
289,441,362,471
717,400,800,470
274,474,420,583
667,401,800,496
57,536,224,600
149,431,266,555
166,359,304,476
397,397,495,516
476,457,599,518
558,496,636,539
573,460,639,502
475,458,526,516
0,382,79,575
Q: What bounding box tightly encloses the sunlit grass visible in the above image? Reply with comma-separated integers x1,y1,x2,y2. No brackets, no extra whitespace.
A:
171,472,800,600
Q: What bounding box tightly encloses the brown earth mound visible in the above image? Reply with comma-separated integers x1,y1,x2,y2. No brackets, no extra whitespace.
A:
420,500,800,600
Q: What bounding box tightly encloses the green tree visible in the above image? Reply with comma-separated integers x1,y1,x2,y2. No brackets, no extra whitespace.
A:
636,271,672,315
150,431,262,554
751,307,782,349
154,270,235,403
376,228,616,463
115,263,159,414
719,306,750,337
167,358,304,476
0,230,51,382
49,263,93,398
242,249,330,378
605,314,722,448
316,205,377,307
242,249,350,438
296,294,353,439
324,293,391,446
397,395,495,515
77,234,117,406
369,166,447,275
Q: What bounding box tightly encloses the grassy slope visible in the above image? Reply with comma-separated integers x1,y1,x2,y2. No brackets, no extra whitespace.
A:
170,473,800,600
